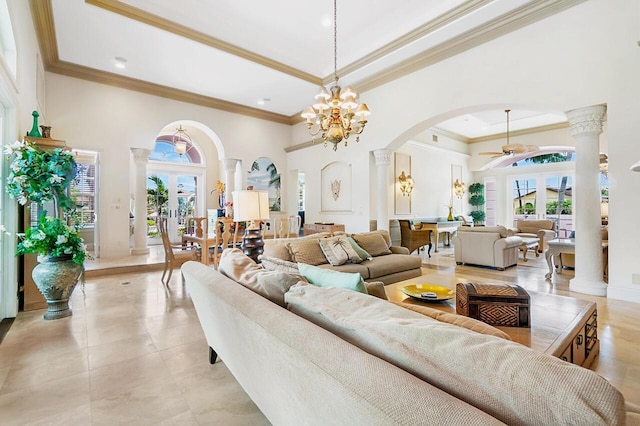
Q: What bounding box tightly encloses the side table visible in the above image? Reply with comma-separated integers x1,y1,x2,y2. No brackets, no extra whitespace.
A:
545,238,575,279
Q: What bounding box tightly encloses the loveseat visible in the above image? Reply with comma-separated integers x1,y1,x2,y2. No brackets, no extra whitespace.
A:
183,257,640,425
453,225,522,270
508,218,557,252
259,229,422,285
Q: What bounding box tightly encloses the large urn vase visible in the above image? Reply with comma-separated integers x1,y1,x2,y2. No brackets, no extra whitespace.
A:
32,254,83,320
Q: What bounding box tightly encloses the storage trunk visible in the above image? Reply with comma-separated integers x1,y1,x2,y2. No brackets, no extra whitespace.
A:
456,282,530,327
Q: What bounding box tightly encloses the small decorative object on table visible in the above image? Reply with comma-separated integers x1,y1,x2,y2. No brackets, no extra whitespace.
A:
402,284,455,302
456,282,530,327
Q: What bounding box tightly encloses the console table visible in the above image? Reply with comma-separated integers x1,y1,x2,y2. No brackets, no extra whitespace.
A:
385,280,599,368
545,238,574,279
303,223,345,235
419,221,462,252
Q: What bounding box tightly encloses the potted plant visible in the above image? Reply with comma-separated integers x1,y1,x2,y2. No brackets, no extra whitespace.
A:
4,139,88,319
468,182,486,226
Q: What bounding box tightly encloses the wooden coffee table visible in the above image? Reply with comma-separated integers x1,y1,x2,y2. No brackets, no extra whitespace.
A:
385,279,599,368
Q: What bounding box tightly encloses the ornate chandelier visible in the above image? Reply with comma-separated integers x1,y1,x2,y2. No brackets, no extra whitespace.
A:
301,0,370,151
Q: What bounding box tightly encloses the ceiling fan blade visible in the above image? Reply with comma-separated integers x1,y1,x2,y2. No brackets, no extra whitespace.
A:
479,151,503,156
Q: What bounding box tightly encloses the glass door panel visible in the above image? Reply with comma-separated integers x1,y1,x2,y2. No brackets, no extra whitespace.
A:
146,174,168,245
545,175,573,238
512,177,537,223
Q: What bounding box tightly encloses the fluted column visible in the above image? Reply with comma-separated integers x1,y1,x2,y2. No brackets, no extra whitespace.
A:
566,104,607,296
374,150,393,231
222,158,239,216
130,148,151,255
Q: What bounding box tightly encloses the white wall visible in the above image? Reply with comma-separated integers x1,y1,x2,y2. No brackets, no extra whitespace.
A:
287,0,640,302
45,74,291,257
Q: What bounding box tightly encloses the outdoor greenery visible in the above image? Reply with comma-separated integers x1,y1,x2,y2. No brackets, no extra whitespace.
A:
147,175,169,216
546,200,572,215
468,182,486,224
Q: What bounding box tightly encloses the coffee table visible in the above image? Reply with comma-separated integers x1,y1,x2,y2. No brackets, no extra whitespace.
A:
519,237,540,262
385,279,599,368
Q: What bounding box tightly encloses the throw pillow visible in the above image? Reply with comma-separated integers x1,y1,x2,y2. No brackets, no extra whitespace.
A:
298,263,367,294
352,233,391,257
364,281,388,300
259,255,300,275
218,248,300,307
347,237,372,261
286,239,328,266
318,236,363,266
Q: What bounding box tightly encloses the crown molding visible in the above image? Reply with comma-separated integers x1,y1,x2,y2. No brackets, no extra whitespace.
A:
85,0,321,86
467,122,570,143
355,0,588,93
30,0,292,125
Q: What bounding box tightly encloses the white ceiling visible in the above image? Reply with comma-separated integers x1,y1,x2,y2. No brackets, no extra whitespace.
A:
43,0,578,137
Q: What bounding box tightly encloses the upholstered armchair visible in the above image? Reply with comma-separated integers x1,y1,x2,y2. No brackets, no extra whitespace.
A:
507,219,557,252
398,219,433,257
453,226,522,270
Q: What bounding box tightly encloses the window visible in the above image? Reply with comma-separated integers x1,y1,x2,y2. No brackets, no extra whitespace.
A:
71,152,98,228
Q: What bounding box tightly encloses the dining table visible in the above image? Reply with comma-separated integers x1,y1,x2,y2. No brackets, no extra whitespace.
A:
182,231,242,266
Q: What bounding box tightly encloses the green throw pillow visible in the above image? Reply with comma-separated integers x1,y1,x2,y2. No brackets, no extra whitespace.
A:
347,236,372,261
298,263,368,294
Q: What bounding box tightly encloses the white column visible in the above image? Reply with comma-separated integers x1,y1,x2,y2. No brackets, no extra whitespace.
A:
130,148,151,255
566,105,607,296
222,158,239,216
373,150,392,231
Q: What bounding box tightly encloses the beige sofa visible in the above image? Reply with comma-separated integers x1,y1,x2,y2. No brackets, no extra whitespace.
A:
259,229,422,285
453,226,522,270
508,218,557,252
183,260,640,425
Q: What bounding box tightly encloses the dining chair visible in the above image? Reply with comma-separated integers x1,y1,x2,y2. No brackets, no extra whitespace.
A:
159,217,200,285
184,216,207,238
211,217,238,269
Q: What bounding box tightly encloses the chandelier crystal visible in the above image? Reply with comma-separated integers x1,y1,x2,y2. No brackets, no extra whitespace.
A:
301,0,370,151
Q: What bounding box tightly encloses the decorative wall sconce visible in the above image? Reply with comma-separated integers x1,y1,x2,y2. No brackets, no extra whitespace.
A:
454,179,466,198
398,171,414,196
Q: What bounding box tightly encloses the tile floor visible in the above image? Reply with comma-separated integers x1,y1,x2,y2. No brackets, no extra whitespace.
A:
1,246,638,424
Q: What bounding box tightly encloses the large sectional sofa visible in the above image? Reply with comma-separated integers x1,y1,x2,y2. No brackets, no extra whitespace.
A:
183,255,640,425
258,229,422,285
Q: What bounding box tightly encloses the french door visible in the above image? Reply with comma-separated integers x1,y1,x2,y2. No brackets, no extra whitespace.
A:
147,169,204,245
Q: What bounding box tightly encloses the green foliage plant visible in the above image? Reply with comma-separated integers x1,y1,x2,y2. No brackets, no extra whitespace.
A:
468,182,486,224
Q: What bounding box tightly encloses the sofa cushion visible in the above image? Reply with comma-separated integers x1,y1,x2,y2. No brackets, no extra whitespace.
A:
364,254,422,278
348,236,372,261
352,233,391,257
298,263,367,294
318,235,363,266
285,284,626,426
391,301,510,340
353,229,392,247
218,249,300,307
287,239,328,266
262,232,331,262
316,262,371,279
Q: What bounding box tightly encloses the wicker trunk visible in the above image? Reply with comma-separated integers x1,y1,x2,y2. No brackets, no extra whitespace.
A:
456,282,530,327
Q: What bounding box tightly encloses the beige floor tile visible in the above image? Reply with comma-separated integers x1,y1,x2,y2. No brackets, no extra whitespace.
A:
30,402,92,426
157,409,200,425
88,333,158,370
0,347,88,395
159,340,212,376
0,372,90,425
147,322,206,351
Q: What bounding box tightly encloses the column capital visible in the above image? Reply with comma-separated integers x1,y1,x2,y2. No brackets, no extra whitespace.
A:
130,148,151,162
373,149,392,166
566,105,606,137
222,158,240,172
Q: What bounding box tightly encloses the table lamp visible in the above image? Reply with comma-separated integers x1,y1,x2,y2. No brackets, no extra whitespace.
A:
232,190,270,262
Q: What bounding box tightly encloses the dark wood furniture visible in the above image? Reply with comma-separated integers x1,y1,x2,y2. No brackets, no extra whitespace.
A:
303,223,345,235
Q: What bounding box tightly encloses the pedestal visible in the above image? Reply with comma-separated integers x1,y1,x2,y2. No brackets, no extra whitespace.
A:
241,228,264,263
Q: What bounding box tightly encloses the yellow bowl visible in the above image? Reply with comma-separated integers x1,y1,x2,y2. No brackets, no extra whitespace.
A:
401,284,455,301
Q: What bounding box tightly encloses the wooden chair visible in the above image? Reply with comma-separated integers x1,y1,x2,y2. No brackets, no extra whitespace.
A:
263,215,302,239
211,217,240,269
184,217,207,237
159,217,200,285
398,219,433,257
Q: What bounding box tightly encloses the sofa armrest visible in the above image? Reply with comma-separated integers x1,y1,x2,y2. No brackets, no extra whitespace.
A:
537,229,556,240
506,228,518,237
497,236,523,250
390,246,410,255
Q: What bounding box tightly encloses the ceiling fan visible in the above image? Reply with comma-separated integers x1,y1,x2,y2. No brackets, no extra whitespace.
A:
480,109,540,157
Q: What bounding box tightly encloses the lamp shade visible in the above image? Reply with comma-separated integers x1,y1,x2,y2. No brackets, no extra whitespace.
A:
232,190,270,222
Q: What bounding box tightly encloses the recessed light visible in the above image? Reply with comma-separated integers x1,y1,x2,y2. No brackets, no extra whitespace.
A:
114,57,127,69
257,98,271,106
